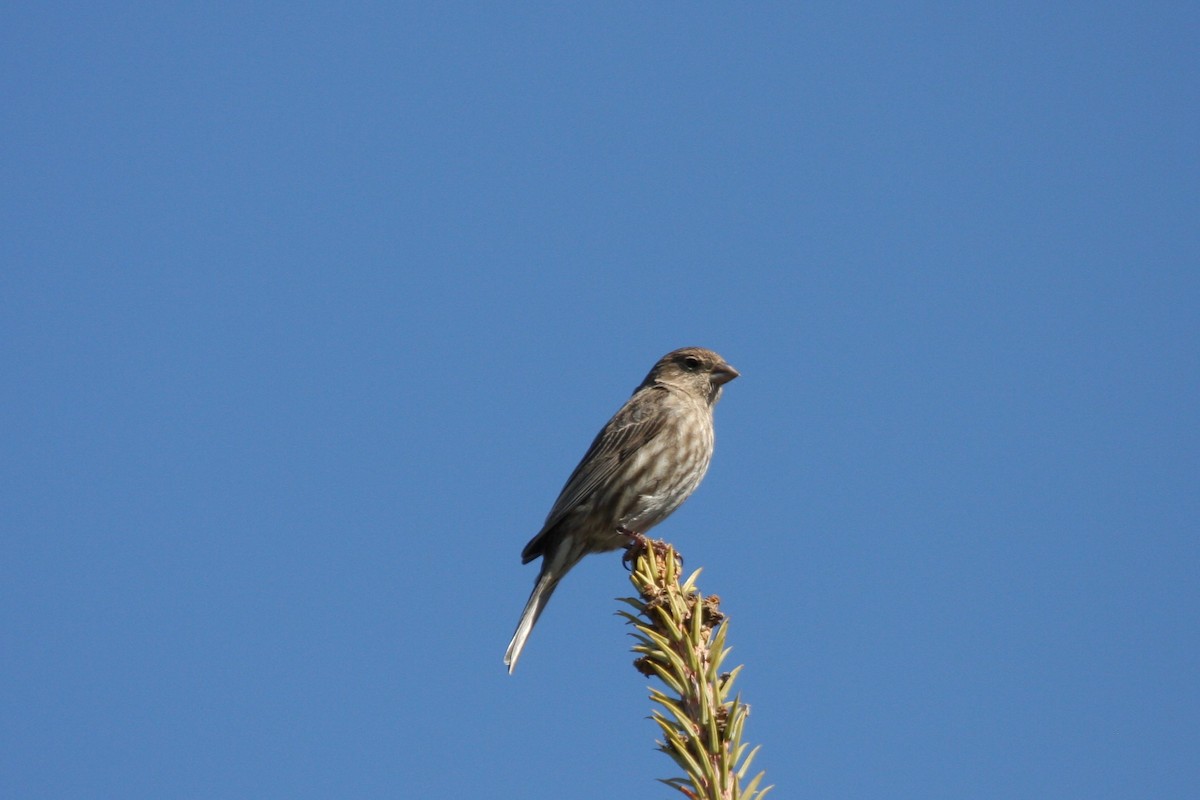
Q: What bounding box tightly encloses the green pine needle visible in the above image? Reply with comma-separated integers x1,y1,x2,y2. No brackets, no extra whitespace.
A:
621,538,773,799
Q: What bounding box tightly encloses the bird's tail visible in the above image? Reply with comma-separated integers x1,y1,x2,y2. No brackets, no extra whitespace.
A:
504,537,580,673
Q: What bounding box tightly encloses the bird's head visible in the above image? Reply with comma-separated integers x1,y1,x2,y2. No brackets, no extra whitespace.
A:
641,347,739,405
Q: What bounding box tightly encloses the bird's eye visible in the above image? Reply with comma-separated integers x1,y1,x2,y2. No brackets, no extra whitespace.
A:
683,356,701,370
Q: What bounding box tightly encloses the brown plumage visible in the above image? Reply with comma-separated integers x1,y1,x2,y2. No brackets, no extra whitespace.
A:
505,347,739,673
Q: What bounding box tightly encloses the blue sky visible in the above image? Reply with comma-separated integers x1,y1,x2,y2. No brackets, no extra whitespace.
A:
3,4,1197,798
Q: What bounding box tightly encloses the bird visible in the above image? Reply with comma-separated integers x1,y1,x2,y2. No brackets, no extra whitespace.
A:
504,346,739,673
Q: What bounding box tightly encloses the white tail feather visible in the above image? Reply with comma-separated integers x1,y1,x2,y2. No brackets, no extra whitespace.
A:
505,534,579,673
504,571,559,673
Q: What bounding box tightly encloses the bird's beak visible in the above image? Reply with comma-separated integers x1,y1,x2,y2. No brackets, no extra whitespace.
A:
711,362,739,386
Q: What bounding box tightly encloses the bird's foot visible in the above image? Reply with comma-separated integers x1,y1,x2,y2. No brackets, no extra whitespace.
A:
620,529,678,570
620,527,648,569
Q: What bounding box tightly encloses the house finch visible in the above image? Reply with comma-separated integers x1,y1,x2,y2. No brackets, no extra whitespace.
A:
505,347,739,673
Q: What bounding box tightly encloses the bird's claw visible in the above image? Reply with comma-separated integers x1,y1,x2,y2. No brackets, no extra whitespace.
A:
620,527,647,569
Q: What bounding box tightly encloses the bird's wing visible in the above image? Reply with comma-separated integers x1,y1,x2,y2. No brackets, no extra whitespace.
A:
539,386,670,535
